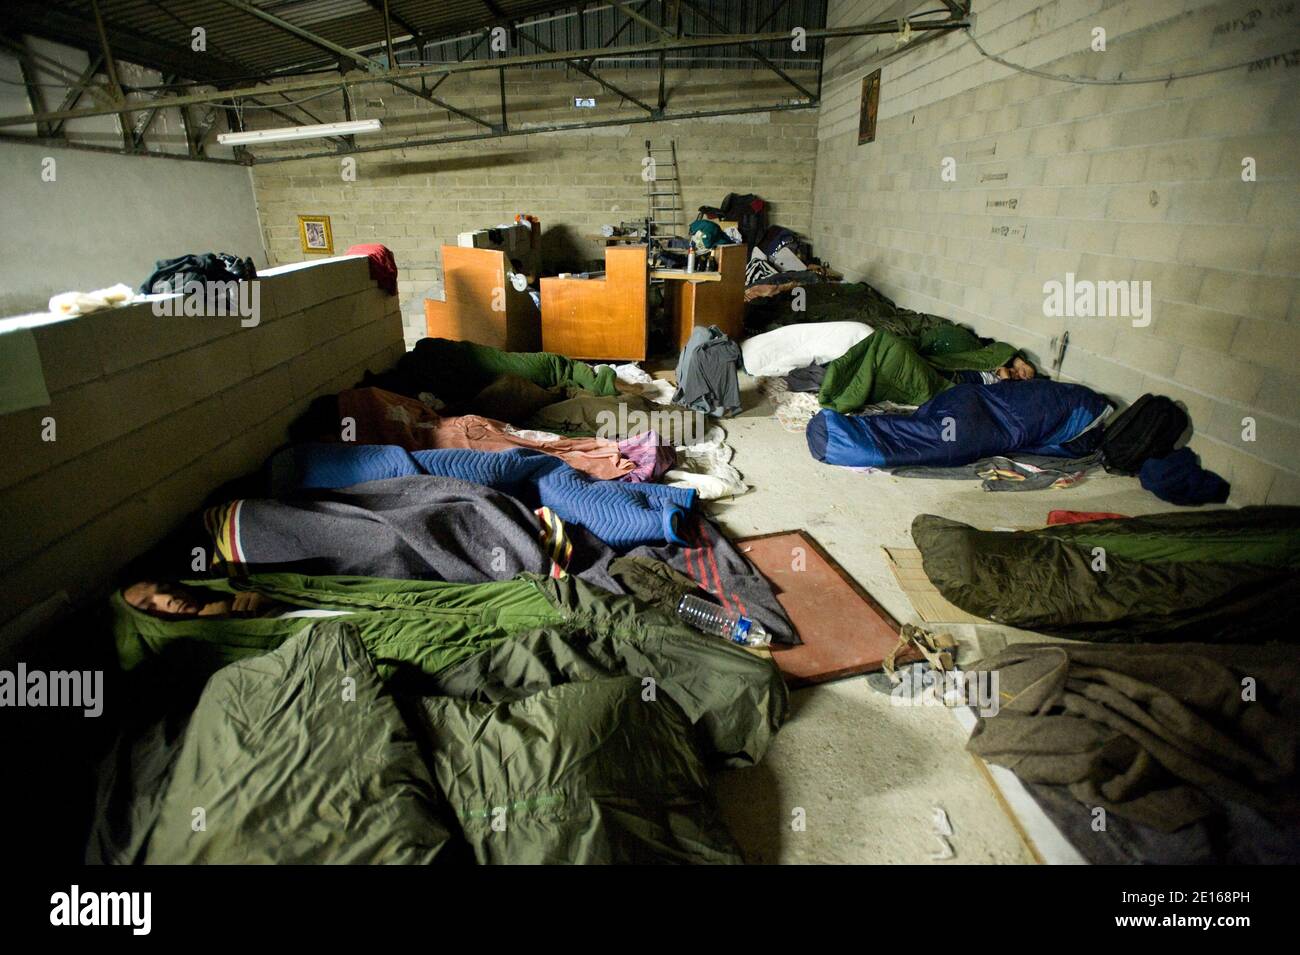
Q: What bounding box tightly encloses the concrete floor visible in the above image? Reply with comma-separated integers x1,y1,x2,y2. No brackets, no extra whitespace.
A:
708,374,1178,865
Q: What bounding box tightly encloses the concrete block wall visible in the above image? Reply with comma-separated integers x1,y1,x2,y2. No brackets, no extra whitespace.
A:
812,0,1300,504
0,257,405,637
249,69,822,347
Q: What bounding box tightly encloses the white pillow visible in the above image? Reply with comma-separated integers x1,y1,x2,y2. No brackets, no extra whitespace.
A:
741,321,874,377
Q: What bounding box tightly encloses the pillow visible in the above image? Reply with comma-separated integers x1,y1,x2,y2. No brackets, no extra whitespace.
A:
741,321,873,377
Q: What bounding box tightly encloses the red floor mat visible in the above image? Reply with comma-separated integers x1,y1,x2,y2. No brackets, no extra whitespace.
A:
737,530,918,687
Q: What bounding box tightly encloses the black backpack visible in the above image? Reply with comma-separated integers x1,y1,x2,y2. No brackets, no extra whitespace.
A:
1099,393,1189,475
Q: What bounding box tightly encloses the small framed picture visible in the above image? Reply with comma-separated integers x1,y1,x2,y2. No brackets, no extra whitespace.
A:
858,69,880,145
298,215,333,254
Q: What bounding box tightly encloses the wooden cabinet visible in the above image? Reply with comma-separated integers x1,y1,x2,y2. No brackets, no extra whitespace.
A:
661,243,746,350
540,246,648,361
425,245,541,351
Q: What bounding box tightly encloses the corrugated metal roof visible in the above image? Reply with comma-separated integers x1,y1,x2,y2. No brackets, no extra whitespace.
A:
5,1,827,81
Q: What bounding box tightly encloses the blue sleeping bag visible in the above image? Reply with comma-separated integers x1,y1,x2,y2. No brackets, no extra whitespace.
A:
271,445,696,549
806,379,1110,469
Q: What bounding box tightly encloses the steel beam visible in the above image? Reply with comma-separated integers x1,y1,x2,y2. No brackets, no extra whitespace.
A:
88,0,134,149
385,77,496,129
215,0,491,129
49,54,107,138
425,29,491,97
609,0,672,39
256,100,819,164
0,131,242,163
7,40,52,137
515,25,655,114
363,0,422,49
131,73,178,149
211,0,384,72
0,17,969,129
179,103,196,157
498,68,507,132
6,0,270,84
679,0,815,100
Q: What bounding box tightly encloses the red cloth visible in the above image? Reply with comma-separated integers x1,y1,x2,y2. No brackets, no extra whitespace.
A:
1047,510,1129,526
345,243,398,295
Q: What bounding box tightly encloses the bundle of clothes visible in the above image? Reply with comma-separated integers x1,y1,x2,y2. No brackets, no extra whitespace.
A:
909,506,1300,863
85,334,795,865
741,281,1229,504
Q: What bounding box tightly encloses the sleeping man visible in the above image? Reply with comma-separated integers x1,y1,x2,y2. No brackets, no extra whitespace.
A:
818,328,1037,413
123,580,280,618
949,354,1037,386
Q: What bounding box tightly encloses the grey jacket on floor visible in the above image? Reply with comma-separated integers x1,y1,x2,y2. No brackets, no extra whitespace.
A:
673,325,742,417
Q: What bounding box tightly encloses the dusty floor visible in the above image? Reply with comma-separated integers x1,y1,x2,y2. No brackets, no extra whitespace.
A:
708,374,1178,865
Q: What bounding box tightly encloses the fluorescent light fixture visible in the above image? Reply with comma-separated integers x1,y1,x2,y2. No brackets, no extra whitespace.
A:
218,118,382,146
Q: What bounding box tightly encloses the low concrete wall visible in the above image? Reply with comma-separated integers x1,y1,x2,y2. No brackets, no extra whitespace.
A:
0,256,405,640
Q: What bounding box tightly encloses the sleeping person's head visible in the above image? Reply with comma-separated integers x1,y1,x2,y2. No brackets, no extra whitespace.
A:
123,581,207,616
123,581,275,618
998,356,1036,380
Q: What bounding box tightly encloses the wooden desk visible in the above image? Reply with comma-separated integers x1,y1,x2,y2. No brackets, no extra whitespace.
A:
651,269,721,281
541,246,649,361
662,243,746,350
425,245,541,351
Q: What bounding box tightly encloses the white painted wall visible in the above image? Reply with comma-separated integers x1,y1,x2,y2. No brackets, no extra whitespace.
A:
0,141,267,316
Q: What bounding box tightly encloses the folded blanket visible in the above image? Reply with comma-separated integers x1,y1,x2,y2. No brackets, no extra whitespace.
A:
808,379,1110,469
273,445,696,549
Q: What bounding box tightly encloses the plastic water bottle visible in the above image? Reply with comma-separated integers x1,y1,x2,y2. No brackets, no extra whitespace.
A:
676,594,771,647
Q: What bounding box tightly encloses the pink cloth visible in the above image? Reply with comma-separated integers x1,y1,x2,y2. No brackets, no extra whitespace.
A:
617,431,677,483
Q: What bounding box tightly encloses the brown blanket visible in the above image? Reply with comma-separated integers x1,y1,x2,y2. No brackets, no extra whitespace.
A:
967,642,1300,831
336,387,634,480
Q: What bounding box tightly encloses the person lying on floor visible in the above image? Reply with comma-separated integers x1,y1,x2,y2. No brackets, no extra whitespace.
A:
123,580,284,618
948,354,1037,385
818,328,1032,413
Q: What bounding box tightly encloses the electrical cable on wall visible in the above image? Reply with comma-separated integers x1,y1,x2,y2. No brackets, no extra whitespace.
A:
964,28,1296,86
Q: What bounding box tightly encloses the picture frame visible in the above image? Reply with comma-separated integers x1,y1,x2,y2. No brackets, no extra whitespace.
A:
858,69,881,145
297,214,333,254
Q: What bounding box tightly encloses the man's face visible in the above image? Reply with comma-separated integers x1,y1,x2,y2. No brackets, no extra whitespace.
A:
123,582,203,616
1009,357,1036,380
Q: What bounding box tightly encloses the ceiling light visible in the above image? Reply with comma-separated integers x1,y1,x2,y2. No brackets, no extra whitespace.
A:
218,118,382,145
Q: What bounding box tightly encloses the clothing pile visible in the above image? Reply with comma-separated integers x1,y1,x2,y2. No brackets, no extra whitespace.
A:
88,334,794,865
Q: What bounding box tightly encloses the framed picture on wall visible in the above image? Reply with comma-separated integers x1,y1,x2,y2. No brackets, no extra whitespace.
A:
858,69,881,145
298,215,333,254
